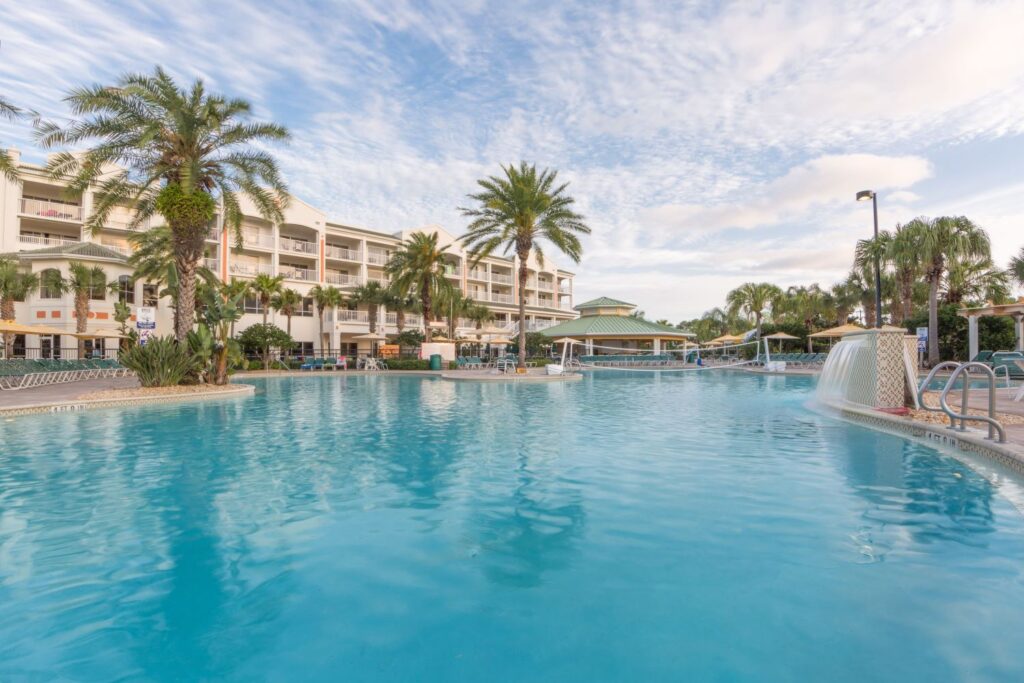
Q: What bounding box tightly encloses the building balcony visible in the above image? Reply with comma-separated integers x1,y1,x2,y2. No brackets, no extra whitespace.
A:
325,272,361,286
491,272,513,285
240,229,275,250
537,281,555,291
337,309,370,323
489,293,515,304
366,248,390,266
99,241,132,256
19,197,83,222
206,226,220,242
444,265,463,278
280,236,317,256
229,262,274,277
467,269,488,281
19,233,80,248
281,266,316,282
203,257,219,271
324,244,361,261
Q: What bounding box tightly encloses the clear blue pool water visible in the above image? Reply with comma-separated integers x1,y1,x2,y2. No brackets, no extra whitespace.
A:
3,372,1024,682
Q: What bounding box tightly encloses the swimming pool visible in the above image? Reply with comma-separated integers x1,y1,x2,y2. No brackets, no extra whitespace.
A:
2,372,1024,681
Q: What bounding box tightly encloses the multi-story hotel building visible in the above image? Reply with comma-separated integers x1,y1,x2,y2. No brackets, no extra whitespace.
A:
0,151,577,357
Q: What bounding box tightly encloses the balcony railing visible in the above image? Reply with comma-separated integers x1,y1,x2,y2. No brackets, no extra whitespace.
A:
206,226,220,241
324,244,361,261
100,242,131,256
444,265,463,277
366,275,390,286
229,262,273,276
366,248,390,266
280,236,317,255
490,293,515,304
324,272,360,286
337,310,369,323
560,303,574,310
281,266,315,281
491,273,513,284
559,284,572,293
467,269,487,280
537,281,555,291
203,257,219,271
19,233,80,248
20,198,83,222
240,229,275,249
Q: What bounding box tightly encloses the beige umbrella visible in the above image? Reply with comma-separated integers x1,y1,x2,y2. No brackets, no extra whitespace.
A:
0,320,68,335
807,323,865,338
552,337,580,345
763,331,799,353
478,326,508,336
75,329,126,339
488,336,512,345
710,333,745,345
431,335,452,342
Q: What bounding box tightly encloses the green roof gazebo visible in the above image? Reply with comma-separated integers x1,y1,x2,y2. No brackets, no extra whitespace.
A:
539,297,694,355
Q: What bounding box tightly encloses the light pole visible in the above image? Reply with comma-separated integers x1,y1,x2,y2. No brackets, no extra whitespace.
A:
856,190,882,328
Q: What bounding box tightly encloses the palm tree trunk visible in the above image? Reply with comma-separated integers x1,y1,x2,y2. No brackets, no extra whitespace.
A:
1,296,13,355
517,259,528,370
927,273,940,366
214,348,229,385
286,313,292,336
397,309,405,334
75,292,88,358
369,305,377,334
317,310,325,353
173,230,203,343
422,278,433,342
262,300,268,326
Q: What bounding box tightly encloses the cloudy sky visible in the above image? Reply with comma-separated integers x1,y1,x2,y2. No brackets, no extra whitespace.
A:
1,1,1022,321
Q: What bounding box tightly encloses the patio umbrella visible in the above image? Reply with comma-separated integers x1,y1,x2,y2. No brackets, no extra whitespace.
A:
763,331,799,352
807,323,864,339
488,336,512,345
709,334,744,346
75,329,126,339
354,331,387,355
0,320,67,335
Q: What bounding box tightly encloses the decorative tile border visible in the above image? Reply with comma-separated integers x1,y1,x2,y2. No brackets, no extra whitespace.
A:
0,384,256,418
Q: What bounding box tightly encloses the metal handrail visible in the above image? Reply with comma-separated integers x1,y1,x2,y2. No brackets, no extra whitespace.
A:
917,361,962,418
939,363,1004,442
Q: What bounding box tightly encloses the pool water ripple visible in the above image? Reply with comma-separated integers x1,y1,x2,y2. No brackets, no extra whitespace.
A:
2,372,1024,681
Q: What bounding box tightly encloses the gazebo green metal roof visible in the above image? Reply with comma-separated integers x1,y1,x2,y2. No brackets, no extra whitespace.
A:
574,296,636,310
539,315,694,338
9,242,128,262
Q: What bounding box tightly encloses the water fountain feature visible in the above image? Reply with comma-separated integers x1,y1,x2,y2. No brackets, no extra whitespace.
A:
816,329,919,411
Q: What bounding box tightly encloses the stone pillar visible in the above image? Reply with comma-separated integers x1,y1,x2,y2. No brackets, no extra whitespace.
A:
873,330,908,410
968,315,979,361
653,338,661,354
1014,314,1024,353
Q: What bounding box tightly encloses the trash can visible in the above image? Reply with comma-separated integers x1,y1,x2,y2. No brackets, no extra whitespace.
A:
429,354,442,371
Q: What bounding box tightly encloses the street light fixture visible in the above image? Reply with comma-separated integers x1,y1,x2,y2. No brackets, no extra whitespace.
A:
856,189,882,328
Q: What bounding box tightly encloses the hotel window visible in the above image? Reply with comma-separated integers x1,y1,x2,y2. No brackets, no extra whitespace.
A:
90,284,106,301
39,268,62,299
143,284,159,307
298,297,314,317
243,296,262,314
117,275,134,304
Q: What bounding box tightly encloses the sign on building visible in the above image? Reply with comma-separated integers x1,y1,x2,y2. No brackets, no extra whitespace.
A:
136,306,157,346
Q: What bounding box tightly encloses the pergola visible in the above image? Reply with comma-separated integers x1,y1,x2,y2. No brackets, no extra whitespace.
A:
957,302,1024,359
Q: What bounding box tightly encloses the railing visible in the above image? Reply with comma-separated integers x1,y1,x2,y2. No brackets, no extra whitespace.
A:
489,293,515,304
19,233,80,247
203,257,219,271
337,310,369,323
20,198,83,221
324,272,360,286
918,361,1005,442
280,236,317,255
491,273,513,284
444,265,463,277
324,244,360,261
240,229,275,249
367,275,390,286
229,262,273,276
281,267,316,281
467,269,488,280
526,280,538,289
100,242,131,256
366,248,390,265
206,226,220,241
560,303,574,310
537,281,555,291
559,283,572,293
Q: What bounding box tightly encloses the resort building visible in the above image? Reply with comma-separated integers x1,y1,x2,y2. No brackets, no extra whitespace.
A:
540,297,694,354
0,151,578,357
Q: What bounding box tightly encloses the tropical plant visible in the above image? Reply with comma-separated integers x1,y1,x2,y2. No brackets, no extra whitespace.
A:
350,280,390,334
464,301,494,338
830,277,861,327
1010,247,1024,289
119,335,199,387
436,288,472,339
0,96,29,183
43,262,107,357
187,325,216,383
250,273,284,326
220,278,252,338
460,162,590,369
853,234,890,326
725,282,782,337
237,322,293,371
38,66,290,341
943,253,1010,305
909,216,991,365
0,257,39,350
384,288,418,334
126,225,216,329
309,284,343,352
271,288,303,336
386,231,455,342
199,284,244,384
886,222,924,324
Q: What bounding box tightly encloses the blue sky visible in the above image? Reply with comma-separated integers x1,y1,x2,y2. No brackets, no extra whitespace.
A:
1,0,1023,320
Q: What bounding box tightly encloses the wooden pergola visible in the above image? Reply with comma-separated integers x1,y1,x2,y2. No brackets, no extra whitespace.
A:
957,302,1024,359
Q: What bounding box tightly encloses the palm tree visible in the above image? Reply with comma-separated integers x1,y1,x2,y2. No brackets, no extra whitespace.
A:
350,280,389,334
38,67,290,341
886,222,924,324
943,253,1009,305
127,225,216,330
725,282,782,337
831,277,861,327
0,257,40,351
250,273,284,326
911,216,991,365
460,162,590,369
45,262,107,357
853,233,890,326
386,231,455,342
271,288,303,336
1,96,30,183
464,301,494,339
220,278,252,338
309,284,343,352
384,289,419,335
1009,247,1024,289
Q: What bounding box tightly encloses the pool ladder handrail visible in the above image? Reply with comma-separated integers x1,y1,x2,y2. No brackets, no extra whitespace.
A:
917,361,1005,443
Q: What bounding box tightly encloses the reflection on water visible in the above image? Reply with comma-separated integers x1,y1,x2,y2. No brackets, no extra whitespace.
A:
1,373,1024,681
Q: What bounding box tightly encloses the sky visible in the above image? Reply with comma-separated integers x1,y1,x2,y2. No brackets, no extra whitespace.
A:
1,0,1023,322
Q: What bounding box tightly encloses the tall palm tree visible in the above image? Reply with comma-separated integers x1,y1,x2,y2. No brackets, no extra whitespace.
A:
465,301,494,338
350,280,389,334
460,162,590,369
0,257,39,351
830,276,861,327
437,288,472,340
37,67,290,342
309,284,343,352
943,253,1009,305
725,282,782,337
0,95,29,183
250,273,284,326
127,225,216,330
220,278,252,337
911,216,991,365
384,289,419,335
886,222,924,324
386,231,455,342
45,262,107,357
1010,247,1024,289
853,233,891,326
271,288,303,336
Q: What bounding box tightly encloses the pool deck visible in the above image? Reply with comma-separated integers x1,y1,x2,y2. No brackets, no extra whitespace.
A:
442,368,583,382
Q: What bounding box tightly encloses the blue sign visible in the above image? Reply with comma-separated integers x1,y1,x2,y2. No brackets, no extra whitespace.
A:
916,326,928,351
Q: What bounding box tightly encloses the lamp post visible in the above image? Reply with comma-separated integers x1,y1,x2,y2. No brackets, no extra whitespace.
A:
856,189,882,328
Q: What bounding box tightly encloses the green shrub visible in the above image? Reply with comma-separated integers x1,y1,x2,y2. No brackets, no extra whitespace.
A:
385,359,430,370
247,359,263,371
120,336,199,387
